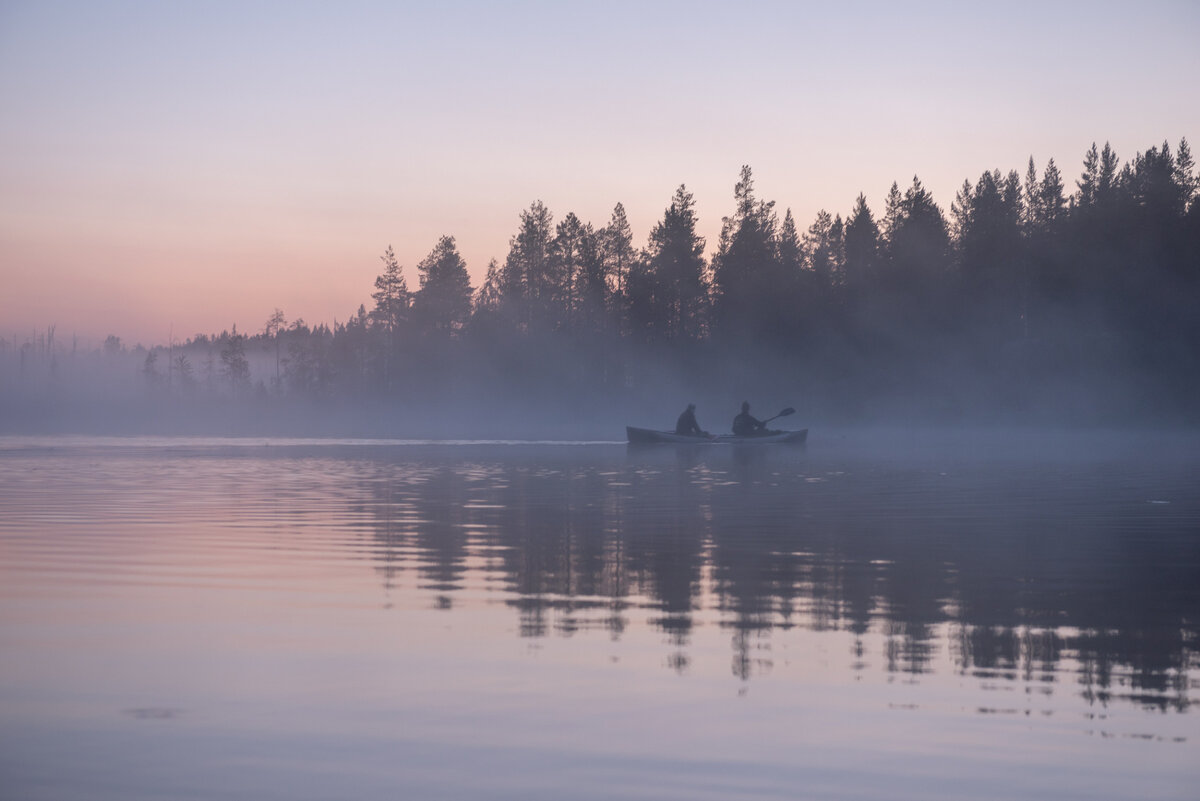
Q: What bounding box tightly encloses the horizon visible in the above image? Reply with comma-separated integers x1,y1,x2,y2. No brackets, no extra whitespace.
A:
2,1,1198,345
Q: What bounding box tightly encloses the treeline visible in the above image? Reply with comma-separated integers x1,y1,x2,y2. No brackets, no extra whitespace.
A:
8,138,1200,426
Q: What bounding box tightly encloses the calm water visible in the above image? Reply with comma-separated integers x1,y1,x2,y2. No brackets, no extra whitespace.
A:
1,431,1197,800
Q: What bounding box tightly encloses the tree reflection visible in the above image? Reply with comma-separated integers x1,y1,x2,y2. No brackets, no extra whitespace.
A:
352,446,1198,710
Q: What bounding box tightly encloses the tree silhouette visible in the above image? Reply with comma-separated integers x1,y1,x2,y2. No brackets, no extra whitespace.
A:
573,221,609,340
645,184,708,341
600,203,637,335
371,246,410,333
550,213,590,333
882,176,951,332
264,308,286,390
843,194,880,297
413,236,473,337
501,201,555,332
711,166,779,339
219,325,250,395
370,246,410,390
955,169,1025,337
26,137,1200,425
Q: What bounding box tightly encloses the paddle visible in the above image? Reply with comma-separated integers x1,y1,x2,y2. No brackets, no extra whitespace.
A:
760,407,795,426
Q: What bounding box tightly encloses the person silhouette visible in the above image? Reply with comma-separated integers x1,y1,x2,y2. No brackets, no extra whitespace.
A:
675,403,706,436
731,401,766,436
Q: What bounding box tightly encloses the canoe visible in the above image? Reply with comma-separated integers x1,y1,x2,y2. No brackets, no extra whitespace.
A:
626,426,808,445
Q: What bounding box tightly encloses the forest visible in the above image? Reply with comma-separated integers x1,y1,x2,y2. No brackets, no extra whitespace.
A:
4,138,1199,434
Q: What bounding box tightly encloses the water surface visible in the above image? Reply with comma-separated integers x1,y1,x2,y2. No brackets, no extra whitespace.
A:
1,431,1197,800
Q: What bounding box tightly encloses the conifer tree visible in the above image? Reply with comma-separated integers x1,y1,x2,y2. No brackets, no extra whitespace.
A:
502,201,555,330
601,203,636,298
646,184,707,341
951,179,974,242
550,213,589,331
711,166,779,335
778,209,803,278
413,236,473,336
1075,142,1100,207
804,210,838,286
1023,157,1040,231
371,246,410,334
574,222,608,339
370,246,410,389
475,259,502,312
1039,159,1066,230
882,177,951,330
220,324,250,394
1173,138,1197,207
881,181,904,248
1097,142,1120,204
843,194,880,293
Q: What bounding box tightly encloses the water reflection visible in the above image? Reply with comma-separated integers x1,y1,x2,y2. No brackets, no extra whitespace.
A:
335,440,1200,711
1,436,1196,714
8,436,1198,801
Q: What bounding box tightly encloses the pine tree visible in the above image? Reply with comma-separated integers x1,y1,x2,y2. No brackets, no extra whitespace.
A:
1039,159,1066,230
413,236,473,336
951,179,974,242
1174,138,1197,208
957,169,1025,325
1075,142,1100,207
1128,142,1180,217
601,203,636,298
475,259,502,312
1097,142,1120,204
829,215,846,284
1022,157,1040,231
550,213,589,332
264,308,286,389
601,202,637,336
646,184,708,341
803,210,837,285
881,181,903,247
370,246,410,389
882,176,951,319
575,222,608,339
371,246,410,334
778,209,803,277
843,194,880,292
501,201,554,329
1003,170,1023,228
220,324,250,394
711,165,779,334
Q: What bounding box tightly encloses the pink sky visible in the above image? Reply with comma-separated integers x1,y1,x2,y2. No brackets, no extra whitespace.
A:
2,1,1198,346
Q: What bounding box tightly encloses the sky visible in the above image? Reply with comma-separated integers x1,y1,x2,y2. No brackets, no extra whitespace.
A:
2,0,1198,347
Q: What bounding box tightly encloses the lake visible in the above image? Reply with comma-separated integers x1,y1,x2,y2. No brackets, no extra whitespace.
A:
1,431,1197,800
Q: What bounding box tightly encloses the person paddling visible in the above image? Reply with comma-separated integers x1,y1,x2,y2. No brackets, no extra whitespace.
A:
732,401,767,436
675,403,708,437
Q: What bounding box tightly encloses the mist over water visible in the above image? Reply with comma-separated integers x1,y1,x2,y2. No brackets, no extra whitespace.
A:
6,141,1200,438
1,432,1197,800
3,140,1198,799
2,342,1194,440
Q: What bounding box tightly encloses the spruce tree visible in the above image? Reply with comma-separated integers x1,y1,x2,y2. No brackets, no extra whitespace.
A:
413,236,473,336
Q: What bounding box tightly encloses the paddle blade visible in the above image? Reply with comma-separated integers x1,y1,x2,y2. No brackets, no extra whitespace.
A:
778,407,795,417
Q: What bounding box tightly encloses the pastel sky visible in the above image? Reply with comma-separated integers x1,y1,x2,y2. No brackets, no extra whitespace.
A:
2,0,1197,346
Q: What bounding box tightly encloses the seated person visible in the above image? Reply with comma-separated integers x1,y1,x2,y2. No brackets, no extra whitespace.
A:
675,403,706,436
732,401,767,436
